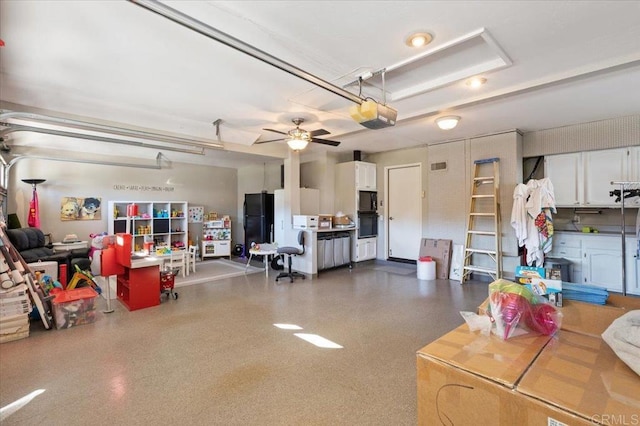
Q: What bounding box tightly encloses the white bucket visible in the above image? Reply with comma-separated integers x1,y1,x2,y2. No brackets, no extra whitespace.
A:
417,256,436,280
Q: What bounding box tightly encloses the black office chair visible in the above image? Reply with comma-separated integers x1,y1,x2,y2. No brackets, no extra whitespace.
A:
275,231,306,283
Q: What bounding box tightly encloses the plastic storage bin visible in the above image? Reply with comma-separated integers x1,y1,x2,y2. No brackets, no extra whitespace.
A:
544,257,571,282
52,287,98,329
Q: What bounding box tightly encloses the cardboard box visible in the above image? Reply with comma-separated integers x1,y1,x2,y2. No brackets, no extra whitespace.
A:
417,325,589,425
418,238,452,279
419,294,640,425
333,215,351,225
518,331,640,424
292,215,318,230
318,215,332,229
0,313,30,343
515,265,546,284
526,277,563,307
52,287,98,329
558,294,640,337
27,261,59,281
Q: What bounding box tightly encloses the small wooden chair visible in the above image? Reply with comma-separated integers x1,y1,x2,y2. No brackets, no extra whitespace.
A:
187,245,197,275
167,250,186,278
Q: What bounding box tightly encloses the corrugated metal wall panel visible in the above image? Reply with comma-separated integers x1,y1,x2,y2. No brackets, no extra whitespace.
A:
523,115,640,157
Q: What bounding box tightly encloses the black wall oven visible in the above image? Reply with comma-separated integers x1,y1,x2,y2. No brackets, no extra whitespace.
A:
357,212,378,238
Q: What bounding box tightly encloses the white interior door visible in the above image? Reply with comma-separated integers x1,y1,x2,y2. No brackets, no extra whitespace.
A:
387,165,422,260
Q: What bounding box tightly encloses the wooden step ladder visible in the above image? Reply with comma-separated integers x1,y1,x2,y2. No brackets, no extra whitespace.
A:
462,158,502,283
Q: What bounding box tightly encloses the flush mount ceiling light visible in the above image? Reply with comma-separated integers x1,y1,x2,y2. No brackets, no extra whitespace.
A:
436,116,461,130
405,32,433,48
466,76,487,88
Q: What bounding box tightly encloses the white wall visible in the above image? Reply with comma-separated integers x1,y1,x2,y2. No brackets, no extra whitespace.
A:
8,158,238,244
368,131,522,276
300,152,338,215
236,162,282,244
367,146,429,259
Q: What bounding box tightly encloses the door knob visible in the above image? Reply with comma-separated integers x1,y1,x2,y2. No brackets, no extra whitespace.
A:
389,217,394,220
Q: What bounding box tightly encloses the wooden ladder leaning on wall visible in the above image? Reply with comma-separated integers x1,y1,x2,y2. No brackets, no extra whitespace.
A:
462,157,502,283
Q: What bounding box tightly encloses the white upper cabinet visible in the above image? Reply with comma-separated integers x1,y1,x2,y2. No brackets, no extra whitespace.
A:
355,162,377,190
583,148,628,206
630,146,640,181
545,147,636,207
545,153,582,206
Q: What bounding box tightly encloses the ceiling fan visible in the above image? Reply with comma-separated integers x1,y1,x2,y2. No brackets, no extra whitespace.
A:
255,118,340,150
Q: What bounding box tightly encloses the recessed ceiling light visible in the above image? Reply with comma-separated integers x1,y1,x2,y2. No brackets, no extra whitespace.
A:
436,116,461,130
405,32,433,48
466,77,487,88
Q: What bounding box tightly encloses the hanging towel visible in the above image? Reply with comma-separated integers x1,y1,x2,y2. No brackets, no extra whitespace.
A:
511,183,529,246
521,178,557,266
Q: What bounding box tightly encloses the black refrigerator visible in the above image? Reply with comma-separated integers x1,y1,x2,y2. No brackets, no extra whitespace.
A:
243,192,274,256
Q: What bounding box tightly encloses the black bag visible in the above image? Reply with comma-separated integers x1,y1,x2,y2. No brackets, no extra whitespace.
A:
270,254,285,270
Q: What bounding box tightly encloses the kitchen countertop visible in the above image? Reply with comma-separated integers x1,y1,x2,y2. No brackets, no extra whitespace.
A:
316,226,357,233
555,230,636,238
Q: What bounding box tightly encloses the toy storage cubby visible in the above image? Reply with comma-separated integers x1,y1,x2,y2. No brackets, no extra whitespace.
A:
108,201,188,252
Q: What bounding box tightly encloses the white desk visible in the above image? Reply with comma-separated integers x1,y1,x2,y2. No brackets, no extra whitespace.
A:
246,244,278,277
52,241,88,252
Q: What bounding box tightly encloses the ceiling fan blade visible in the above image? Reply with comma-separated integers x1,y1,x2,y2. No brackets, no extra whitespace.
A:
263,128,288,135
309,129,330,137
310,137,340,147
254,138,285,144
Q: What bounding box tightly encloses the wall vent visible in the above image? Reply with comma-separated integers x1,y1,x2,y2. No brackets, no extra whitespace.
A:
430,161,447,171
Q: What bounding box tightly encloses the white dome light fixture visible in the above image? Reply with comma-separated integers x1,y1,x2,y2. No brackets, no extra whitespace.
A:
287,137,309,151
436,116,461,130
286,126,311,150
466,77,487,89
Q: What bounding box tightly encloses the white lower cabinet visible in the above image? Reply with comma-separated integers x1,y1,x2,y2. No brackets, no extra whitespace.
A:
355,237,377,262
583,247,623,291
202,240,231,259
549,233,638,294
548,233,583,284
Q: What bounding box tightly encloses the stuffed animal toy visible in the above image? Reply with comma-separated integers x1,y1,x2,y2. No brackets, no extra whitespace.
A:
80,197,101,220
89,232,108,275
88,232,108,260
60,198,80,220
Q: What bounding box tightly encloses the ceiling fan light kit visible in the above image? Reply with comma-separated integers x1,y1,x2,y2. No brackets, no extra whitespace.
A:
286,138,309,151
436,116,461,130
258,118,340,150
349,100,398,130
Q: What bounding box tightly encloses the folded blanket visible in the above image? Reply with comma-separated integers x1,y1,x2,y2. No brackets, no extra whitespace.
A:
602,310,640,376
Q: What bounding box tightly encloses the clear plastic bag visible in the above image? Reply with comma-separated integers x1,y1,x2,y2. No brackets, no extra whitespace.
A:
487,279,562,340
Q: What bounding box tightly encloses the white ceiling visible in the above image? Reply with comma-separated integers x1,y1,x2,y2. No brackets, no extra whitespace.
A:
1,1,639,168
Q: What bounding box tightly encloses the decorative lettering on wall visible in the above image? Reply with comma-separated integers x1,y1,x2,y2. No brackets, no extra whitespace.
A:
113,185,175,192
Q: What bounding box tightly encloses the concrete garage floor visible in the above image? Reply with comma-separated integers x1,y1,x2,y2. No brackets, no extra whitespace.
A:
0,260,489,425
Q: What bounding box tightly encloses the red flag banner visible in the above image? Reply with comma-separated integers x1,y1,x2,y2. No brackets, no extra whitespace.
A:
28,188,40,228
